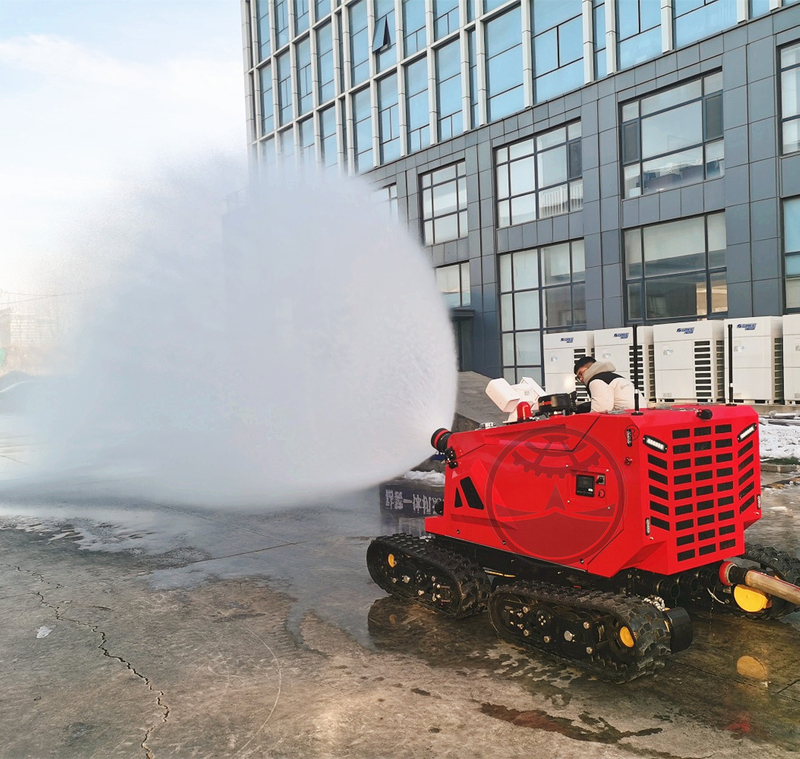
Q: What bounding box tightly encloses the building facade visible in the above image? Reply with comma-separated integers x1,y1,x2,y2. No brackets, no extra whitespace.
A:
240,0,800,385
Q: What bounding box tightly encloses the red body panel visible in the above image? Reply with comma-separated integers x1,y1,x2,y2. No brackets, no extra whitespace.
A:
425,406,761,578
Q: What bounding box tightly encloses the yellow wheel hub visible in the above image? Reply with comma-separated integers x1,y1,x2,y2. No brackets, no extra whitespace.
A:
733,584,770,613
387,553,397,568
618,626,635,648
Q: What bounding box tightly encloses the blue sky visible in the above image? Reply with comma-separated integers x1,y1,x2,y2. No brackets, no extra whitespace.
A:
0,0,246,291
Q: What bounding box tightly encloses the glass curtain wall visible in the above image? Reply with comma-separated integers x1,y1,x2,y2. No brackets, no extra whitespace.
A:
674,0,737,48
378,74,401,163
406,56,431,151
403,0,427,56
436,39,463,140
485,5,524,122
532,0,583,103
616,0,661,69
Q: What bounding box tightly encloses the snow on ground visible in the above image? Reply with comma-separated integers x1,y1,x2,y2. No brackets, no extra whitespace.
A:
402,469,445,486
759,419,800,460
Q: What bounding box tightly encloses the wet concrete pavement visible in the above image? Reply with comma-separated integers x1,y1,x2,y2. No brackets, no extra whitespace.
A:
2,416,800,757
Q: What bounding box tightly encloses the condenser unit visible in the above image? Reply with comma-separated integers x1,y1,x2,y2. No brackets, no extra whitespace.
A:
593,326,655,401
783,314,800,403
653,320,725,403
543,331,594,405
723,317,783,403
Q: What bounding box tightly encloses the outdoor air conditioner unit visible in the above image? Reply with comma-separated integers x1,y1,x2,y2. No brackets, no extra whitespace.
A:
543,331,594,405
653,320,725,403
723,316,783,403
593,326,655,401
783,314,800,403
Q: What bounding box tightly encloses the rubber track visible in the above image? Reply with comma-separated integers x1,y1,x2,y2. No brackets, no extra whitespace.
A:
489,581,672,683
366,534,491,618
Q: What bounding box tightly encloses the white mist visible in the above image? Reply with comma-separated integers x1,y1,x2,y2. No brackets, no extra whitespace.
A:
19,165,458,507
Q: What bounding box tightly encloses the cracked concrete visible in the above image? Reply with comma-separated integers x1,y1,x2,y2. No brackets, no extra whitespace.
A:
0,501,799,758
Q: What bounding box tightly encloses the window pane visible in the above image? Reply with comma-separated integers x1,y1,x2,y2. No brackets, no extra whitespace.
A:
538,184,569,218
460,262,471,305
436,265,462,307
515,331,542,365
536,60,583,102
622,121,640,164
783,68,800,120
572,240,585,282
784,119,800,154
406,57,431,150
674,0,737,48
641,81,702,116
404,0,427,56
710,270,727,313
785,198,800,253
705,139,724,180
486,7,523,121
513,250,539,290
433,181,458,216
320,106,338,168
645,273,707,320
641,146,704,193
350,0,369,86
542,243,571,285
782,43,800,70
434,214,459,243
707,212,726,268
497,164,510,199
573,282,586,325
537,127,565,151
627,281,642,321
534,29,558,75
260,65,274,134
294,0,309,33
499,254,512,292
501,293,514,329
533,0,581,30
544,286,573,328
510,194,537,225
296,37,313,115
502,332,515,365
625,230,643,277
277,52,292,125
559,17,583,64
537,145,568,187
317,23,335,104
618,27,661,70
641,102,703,158
704,93,723,141
786,275,800,310
624,165,642,198
510,156,536,194
643,217,705,276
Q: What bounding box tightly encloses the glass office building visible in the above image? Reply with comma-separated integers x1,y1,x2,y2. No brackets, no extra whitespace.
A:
241,0,800,384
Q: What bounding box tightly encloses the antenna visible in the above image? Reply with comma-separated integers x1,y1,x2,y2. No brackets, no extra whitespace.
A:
726,322,735,405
